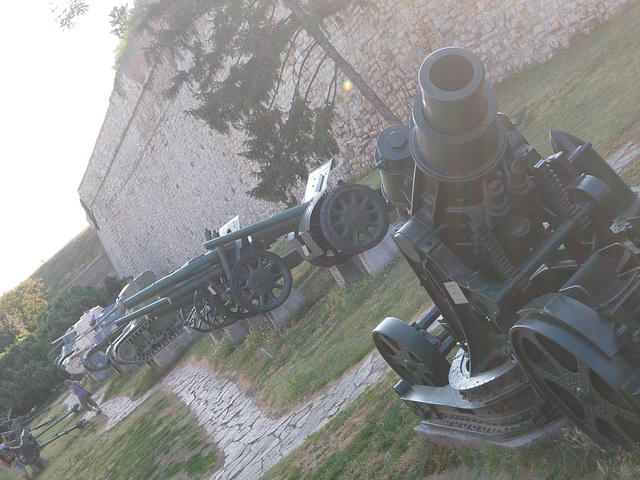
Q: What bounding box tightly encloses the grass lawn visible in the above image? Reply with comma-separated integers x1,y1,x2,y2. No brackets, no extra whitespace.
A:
5,2,640,479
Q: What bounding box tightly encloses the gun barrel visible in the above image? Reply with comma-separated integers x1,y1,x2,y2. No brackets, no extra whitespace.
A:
204,202,310,250
115,265,222,326
411,47,501,182
121,249,221,311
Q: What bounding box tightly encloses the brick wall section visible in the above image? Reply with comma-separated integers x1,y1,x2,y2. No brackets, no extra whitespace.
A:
78,0,629,278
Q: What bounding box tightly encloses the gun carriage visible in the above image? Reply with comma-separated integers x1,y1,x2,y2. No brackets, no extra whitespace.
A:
372,47,640,451
103,165,389,366
1,406,86,465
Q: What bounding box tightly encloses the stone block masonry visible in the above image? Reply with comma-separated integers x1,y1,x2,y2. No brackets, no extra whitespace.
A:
78,0,629,279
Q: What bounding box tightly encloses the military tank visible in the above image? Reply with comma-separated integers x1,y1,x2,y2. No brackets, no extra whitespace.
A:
372,47,640,452
80,271,156,372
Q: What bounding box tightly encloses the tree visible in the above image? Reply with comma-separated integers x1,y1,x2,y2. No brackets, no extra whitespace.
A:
109,4,132,40
0,279,48,331
0,313,27,353
51,0,89,30
136,0,400,205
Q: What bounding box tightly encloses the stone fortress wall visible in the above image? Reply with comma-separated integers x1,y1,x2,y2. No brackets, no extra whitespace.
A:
78,0,630,279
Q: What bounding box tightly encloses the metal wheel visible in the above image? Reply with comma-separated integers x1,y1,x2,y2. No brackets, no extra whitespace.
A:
372,317,450,387
84,347,109,370
190,289,239,331
320,183,389,254
115,341,138,363
16,437,40,465
208,277,255,319
510,295,640,451
230,251,292,313
181,305,214,332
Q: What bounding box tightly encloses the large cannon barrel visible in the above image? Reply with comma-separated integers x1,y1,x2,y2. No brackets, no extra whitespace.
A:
118,248,221,312
203,202,310,251
114,264,223,326
410,47,503,182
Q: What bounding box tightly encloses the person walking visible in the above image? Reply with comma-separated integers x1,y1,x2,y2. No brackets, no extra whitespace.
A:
64,379,103,415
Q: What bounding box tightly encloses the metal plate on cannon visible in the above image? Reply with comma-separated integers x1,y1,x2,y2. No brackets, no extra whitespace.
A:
219,215,241,236
303,159,332,202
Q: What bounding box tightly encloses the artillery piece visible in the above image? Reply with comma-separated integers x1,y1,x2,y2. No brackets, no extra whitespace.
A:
372,47,640,451
2,405,86,465
106,162,390,365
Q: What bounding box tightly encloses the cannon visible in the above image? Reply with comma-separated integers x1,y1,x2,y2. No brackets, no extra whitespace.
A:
2,405,86,465
372,47,640,452
106,162,390,365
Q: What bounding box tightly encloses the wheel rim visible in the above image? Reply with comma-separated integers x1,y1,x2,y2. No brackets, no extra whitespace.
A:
188,289,239,331
510,314,640,451
231,251,292,312
17,438,39,465
372,317,450,387
320,184,389,254
208,277,255,319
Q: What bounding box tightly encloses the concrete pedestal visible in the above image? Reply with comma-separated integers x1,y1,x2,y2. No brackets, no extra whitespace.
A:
151,328,200,368
266,288,308,328
87,369,111,383
329,226,398,287
223,318,251,344
357,225,398,274
111,363,138,375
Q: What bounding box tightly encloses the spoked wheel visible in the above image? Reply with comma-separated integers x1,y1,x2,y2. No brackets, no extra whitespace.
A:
16,437,40,465
372,317,450,387
192,288,240,331
510,295,640,451
230,251,293,313
208,277,255,319
320,183,389,254
181,305,214,333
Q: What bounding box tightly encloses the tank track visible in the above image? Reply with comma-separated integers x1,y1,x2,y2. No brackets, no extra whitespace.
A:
110,315,185,365
81,330,124,373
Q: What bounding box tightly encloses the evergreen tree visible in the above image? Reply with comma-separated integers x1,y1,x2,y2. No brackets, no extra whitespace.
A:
137,0,400,205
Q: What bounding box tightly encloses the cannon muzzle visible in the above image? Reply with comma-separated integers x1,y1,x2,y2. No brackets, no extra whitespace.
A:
410,47,504,182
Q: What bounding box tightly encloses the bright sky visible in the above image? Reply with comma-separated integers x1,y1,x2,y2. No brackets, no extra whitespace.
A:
0,1,120,294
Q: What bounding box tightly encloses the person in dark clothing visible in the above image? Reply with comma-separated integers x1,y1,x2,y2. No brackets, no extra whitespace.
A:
64,379,103,415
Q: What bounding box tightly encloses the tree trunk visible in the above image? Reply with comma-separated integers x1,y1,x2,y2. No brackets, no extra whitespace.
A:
283,0,402,126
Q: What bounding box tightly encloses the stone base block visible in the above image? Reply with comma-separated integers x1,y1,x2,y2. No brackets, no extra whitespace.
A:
246,314,270,333
357,225,398,275
224,318,251,344
208,329,226,344
87,369,111,383
151,328,200,368
329,258,366,287
111,363,138,375
266,288,308,328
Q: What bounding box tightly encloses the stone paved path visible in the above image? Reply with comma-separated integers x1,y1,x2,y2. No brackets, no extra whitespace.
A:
63,352,389,479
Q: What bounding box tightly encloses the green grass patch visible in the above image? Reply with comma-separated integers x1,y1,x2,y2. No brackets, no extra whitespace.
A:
495,1,640,160
30,227,106,298
188,256,430,410
27,391,220,480
260,373,640,480
101,362,171,402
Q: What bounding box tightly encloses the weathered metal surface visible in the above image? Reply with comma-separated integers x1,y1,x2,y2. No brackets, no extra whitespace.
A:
373,47,640,451
104,162,390,366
